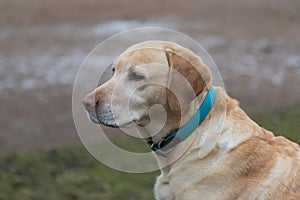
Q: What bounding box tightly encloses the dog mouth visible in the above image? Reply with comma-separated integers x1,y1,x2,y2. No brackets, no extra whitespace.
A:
87,113,100,124
86,111,135,128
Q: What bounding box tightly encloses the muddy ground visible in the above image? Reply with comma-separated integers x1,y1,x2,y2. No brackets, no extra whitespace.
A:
0,0,299,156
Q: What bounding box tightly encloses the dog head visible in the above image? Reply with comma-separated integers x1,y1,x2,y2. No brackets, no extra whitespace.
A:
82,41,212,128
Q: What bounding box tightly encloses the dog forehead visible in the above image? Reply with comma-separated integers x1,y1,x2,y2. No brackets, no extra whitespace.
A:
117,48,168,69
115,41,191,71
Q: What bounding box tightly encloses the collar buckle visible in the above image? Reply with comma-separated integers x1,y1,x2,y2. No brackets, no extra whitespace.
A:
147,139,173,157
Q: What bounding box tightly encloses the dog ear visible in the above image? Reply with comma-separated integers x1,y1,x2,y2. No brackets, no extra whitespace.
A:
165,47,211,114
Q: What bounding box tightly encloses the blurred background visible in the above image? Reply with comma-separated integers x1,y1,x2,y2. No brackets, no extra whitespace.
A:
0,0,299,199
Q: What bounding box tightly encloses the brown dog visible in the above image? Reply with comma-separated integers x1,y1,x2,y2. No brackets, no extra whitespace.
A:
83,41,300,200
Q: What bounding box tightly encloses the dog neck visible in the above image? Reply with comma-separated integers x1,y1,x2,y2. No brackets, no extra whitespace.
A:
142,88,210,141
140,88,214,161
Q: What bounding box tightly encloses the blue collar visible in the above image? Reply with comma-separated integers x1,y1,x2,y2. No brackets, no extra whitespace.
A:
148,87,216,157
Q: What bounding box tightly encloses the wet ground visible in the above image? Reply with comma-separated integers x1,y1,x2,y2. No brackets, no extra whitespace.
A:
0,0,299,155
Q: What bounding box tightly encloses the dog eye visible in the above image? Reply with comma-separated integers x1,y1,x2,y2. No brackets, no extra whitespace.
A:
112,67,115,72
129,71,145,81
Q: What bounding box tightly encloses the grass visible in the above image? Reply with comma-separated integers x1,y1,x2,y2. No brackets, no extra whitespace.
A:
0,105,299,200
0,140,158,200
252,104,300,144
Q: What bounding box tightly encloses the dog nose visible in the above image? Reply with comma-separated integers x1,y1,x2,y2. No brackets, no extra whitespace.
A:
82,94,97,109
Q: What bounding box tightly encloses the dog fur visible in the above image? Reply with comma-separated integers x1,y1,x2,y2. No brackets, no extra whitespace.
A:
83,41,300,200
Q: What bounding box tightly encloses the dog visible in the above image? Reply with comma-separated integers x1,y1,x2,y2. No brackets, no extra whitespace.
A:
82,41,300,200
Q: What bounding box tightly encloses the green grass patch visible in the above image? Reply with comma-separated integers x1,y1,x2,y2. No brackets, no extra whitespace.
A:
0,104,299,199
0,146,158,200
251,104,300,144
